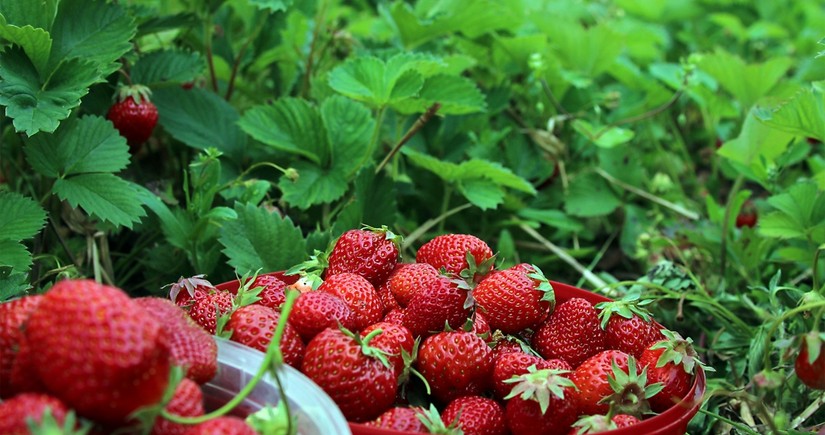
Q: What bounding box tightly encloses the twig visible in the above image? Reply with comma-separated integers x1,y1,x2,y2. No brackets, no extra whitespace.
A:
594,167,700,220
401,203,473,252
519,223,609,290
376,103,441,175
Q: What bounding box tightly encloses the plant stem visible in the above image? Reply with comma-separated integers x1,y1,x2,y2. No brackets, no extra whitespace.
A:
300,0,328,98
720,175,744,278
203,15,219,93
594,167,699,220
698,409,761,435
437,185,453,234
356,106,387,172
519,222,609,290
575,230,617,289
376,103,441,175
762,300,825,368
225,15,267,101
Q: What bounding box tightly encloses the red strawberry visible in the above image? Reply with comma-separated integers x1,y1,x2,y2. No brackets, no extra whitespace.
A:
571,350,630,416
326,227,400,286
248,274,288,311
612,414,641,428
493,352,569,400
596,299,660,358
383,308,405,325
168,275,216,309
490,335,529,362
796,332,825,390
25,279,171,425
107,85,159,152
301,327,398,422
533,297,606,367
226,304,305,368
184,416,257,435
387,262,441,307
416,234,494,277
188,289,235,334
367,406,426,432
362,322,415,377
503,367,579,435
151,378,205,435
639,330,706,412
0,393,70,434
472,312,492,339
319,273,383,330
8,335,47,395
377,278,402,313
416,330,495,404
441,396,506,435
135,297,218,384
403,276,470,339
570,413,641,433
288,291,355,342
474,264,554,334
0,295,42,397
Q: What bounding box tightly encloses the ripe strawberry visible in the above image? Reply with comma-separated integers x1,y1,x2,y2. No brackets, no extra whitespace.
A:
403,276,470,339
367,406,426,432
383,308,405,325
319,272,383,330
188,289,235,334
168,275,216,310
571,414,641,433
639,330,707,412
596,299,660,358
25,279,171,425
503,367,579,435
184,416,257,434
301,327,398,422
796,332,825,390
472,311,492,339
416,234,494,277
8,335,47,395
416,330,495,404
0,295,42,397
377,278,402,313
107,85,159,152
362,322,415,377
289,291,355,342
493,352,570,400
0,393,70,434
735,212,758,228
474,264,554,334
533,297,606,367
571,350,630,416
248,274,288,311
135,297,218,384
387,262,441,307
490,334,529,362
225,304,305,368
151,378,205,435
441,396,506,435
326,227,400,286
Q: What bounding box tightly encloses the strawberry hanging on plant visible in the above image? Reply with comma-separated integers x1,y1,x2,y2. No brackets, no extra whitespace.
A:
107,84,159,153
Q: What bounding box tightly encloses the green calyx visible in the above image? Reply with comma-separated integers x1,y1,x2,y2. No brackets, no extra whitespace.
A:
594,293,655,329
115,84,153,105
361,224,403,247
527,264,556,308
601,356,663,418
216,269,267,338
503,366,577,414
416,404,463,435
571,414,618,435
650,329,714,374
346,326,393,370
27,408,90,435
398,338,432,395
246,401,297,435
801,331,825,364
284,249,328,287
458,251,496,286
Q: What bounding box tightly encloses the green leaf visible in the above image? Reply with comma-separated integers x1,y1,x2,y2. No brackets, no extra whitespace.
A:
47,0,135,75
0,240,32,271
153,87,246,160
321,96,374,176
333,166,399,234
0,47,100,135
753,87,825,143
0,265,30,302
458,160,536,194
248,0,292,12
565,173,622,217
134,185,192,251
0,0,58,31
517,208,585,233
130,49,204,87
52,174,146,228
0,192,47,242
457,178,504,210
697,51,792,109
277,162,348,209
717,111,794,177
25,115,130,177
328,54,423,108
392,75,486,115
219,202,308,274
0,16,52,74
545,21,623,78
572,120,635,148
239,98,327,165
758,182,825,242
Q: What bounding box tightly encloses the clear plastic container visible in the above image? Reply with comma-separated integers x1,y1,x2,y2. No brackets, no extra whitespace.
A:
204,338,351,435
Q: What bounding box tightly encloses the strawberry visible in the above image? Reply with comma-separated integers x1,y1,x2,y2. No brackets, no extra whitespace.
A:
301,327,398,422
225,304,305,368
472,311,492,339
570,350,630,416
493,352,570,400
362,322,415,377
533,297,606,367
367,406,426,432
387,262,441,307
326,227,400,286
490,334,530,362
319,272,383,330
0,295,42,397
8,336,47,396
416,330,495,404
107,85,159,152
402,276,470,339
473,264,554,334
188,289,235,334
248,274,288,311
184,416,257,434
0,393,70,434
168,275,217,310
571,414,641,433
24,279,171,425
796,332,825,390
441,396,507,435
135,297,218,384
376,278,402,313
639,330,707,412
503,367,579,435
151,378,205,435
383,308,406,325
416,233,494,278
596,298,660,358
288,291,355,342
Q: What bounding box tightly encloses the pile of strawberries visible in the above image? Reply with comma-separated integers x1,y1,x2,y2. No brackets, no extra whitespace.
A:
0,228,707,435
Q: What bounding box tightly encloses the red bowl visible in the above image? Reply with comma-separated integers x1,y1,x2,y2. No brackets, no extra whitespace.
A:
217,273,706,435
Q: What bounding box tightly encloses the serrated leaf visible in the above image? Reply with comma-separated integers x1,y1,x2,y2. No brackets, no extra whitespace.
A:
248,0,292,12
219,202,307,273
0,192,47,241
52,174,146,228
47,0,135,75
392,74,486,115
130,50,204,87
697,51,792,109
0,47,100,135
328,55,424,108
153,87,246,160
459,160,536,194
754,87,825,143
758,182,825,242
333,166,399,234
457,178,504,210
0,0,58,31
25,115,130,177
239,98,327,164
572,119,635,148
134,184,192,251
545,21,623,78
0,240,32,271
565,173,622,217
321,96,375,177
517,209,585,232
0,265,30,301
0,17,52,74
717,111,795,175
278,162,348,209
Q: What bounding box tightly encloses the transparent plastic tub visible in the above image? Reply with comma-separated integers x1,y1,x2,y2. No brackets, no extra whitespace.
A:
204,338,351,435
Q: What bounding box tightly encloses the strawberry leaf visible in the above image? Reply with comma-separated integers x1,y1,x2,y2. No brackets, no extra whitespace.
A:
0,240,32,272
239,98,327,165
0,16,52,74
130,49,204,87
278,162,349,209
328,54,425,109
0,191,47,242
754,86,825,143
697,50,792,109
52,174,147,229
